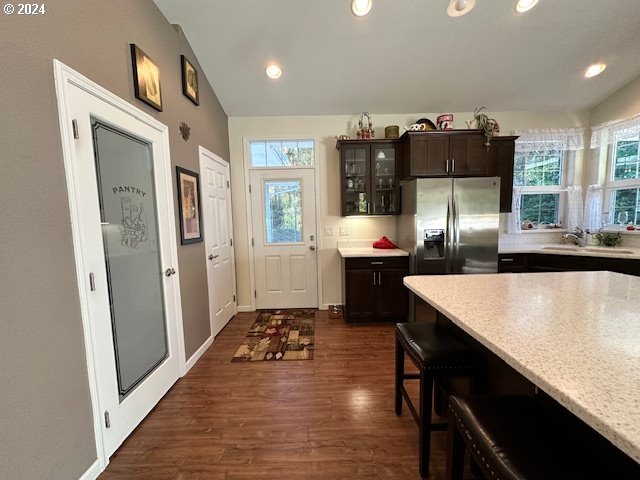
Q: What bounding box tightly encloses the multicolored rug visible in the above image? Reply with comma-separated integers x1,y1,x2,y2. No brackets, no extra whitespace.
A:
231,309,315,362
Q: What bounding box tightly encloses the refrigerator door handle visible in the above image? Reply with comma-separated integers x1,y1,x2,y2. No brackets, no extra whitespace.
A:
445,195,453,273
452,194,460,272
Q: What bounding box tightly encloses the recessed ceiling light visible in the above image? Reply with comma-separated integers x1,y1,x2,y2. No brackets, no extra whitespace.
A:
351,0,372,17
515,0,539,14
584,63,607,78
447,0,476,17
265,64,282,79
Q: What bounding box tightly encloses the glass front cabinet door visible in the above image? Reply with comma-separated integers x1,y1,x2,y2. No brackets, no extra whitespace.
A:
338,141,399,216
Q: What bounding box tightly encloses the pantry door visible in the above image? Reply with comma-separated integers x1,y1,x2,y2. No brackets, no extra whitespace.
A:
249,169,318,308
199,147,236,337
56,61,184,463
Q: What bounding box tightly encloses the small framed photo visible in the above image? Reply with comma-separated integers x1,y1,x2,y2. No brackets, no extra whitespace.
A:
130,44,163,111
181,55,199,105
176,167,202,244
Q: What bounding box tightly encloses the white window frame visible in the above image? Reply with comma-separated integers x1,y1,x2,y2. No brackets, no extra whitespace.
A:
248,139,315,169
603,131,640,225
513,145,572,227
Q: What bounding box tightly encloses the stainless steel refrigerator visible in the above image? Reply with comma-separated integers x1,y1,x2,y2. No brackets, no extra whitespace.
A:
398,177,500,319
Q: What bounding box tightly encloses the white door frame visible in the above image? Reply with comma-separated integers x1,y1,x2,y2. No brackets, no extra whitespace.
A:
199,145,237,332
241,136,323,311
53,60,186,474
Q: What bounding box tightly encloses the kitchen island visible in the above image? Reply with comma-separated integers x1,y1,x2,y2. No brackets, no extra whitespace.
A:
404,271,640,464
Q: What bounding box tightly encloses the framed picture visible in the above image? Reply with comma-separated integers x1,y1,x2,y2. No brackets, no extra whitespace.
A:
130,44,163,111
181,55,199,105
176,167,202,244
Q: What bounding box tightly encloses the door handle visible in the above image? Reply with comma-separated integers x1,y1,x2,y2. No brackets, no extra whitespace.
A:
164,268,176,276
373,272,376,286
451,157,455,173
446,159,450,173
378,272,382,285
309,245,316,251
310,235,315,241
208,254,219,260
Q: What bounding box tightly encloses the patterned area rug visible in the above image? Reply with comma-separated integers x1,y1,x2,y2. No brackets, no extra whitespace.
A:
231,309,315,362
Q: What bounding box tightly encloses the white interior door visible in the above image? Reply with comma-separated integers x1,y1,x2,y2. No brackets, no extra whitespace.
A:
199,147,236,337
250,169,318,309
63,77,183,459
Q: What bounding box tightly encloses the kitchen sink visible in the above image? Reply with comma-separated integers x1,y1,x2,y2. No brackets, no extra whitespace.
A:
540,245,635,254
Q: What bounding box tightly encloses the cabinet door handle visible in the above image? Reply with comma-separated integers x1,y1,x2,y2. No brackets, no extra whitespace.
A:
370,261,383,265
373,272,376,286
378,272,382,285
451,157,455,172
500,258,514,262
446,159,450,173
367,202,370,214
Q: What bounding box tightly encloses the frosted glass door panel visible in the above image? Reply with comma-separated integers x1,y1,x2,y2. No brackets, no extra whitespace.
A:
92,120,168,400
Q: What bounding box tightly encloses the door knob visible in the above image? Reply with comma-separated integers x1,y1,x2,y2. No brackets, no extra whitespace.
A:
208,254,219,260
164,268,176,277
309,245,316,251
310,235,315,241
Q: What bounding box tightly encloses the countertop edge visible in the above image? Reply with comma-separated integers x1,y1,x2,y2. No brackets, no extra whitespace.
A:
499,245,640,260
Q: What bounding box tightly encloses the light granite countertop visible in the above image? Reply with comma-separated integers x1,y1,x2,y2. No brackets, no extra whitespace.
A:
337,239,409,258
499,244,640,259
404,272,640,464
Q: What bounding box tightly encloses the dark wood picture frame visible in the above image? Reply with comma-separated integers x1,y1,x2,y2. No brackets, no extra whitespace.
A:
176,166,202,244
181,55,199,105
130,44,163,111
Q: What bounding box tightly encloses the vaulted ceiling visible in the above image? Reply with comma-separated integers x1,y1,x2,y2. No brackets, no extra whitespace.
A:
154,0,640,116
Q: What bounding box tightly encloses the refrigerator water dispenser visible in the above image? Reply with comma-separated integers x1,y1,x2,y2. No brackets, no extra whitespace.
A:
423,229,445,259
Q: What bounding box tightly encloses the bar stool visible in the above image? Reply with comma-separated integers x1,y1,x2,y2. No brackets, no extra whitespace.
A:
395,322,484,478
447,395,640,480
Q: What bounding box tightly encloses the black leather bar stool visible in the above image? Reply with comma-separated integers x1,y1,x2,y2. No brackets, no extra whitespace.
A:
447,395,640,480
395,322,484,478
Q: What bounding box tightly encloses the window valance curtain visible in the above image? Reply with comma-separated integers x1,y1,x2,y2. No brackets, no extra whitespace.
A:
590,113,640,149
513,128,585,153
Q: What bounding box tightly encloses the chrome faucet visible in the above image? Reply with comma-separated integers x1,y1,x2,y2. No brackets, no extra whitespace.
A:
560,227,586,247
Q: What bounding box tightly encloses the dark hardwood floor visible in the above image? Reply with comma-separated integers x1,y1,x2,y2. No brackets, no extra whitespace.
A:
99,311,450,479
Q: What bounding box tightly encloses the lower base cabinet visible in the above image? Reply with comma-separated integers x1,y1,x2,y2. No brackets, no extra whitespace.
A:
342,256,409,323
498,253,640,276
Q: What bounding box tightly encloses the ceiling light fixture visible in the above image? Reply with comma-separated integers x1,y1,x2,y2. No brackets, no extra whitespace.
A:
514,0,539,14
351,0,372,17
265,64,282,79
447,0,476,17
584,63,607,79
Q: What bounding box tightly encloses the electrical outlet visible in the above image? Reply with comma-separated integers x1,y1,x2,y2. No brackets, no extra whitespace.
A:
340,226,350,236
325,226,335,236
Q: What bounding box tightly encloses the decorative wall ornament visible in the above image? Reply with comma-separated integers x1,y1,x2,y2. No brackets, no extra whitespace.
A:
179,122,191,141
130,44,162,111
176,167,202,244
180,55,199,105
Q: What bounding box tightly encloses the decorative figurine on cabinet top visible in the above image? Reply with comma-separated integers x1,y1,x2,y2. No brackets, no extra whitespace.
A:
357,112,374,139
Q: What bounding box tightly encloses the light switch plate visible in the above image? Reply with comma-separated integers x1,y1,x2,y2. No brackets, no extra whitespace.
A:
325,226,335,236
340,226,350,236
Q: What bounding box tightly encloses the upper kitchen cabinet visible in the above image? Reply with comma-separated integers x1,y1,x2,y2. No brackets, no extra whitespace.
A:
400,130,489,178
336,139,400,216
485,136,518,212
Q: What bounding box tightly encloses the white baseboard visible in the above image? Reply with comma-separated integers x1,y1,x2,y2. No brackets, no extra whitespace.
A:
184,336,213,374
322,303,342,310
236,305,255,312
78,459,103,480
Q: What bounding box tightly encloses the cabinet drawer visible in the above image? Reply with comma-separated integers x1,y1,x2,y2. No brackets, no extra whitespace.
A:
498,253,527,272
345,256,408,270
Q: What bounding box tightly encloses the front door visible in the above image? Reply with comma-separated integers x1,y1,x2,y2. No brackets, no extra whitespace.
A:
249,169,318,308
199,147,236,337
65,80,183,459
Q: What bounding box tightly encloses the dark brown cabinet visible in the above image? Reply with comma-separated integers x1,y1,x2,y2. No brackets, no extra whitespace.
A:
400,130,489,178
401,131,518,213
486,136,518,213
342,256,409,323
498,253,640,275
336,140,400,216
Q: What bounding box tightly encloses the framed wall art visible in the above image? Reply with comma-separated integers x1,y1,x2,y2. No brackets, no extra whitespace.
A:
176,167,202,244
130,44,163,111
181,55,199,105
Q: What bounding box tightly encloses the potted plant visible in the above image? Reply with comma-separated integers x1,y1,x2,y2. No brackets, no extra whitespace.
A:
467,106,497,146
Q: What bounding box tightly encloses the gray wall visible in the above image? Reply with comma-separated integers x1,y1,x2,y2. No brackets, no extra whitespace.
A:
0,1,229,478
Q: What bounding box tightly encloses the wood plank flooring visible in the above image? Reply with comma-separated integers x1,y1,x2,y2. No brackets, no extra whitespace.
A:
99,311,450,479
